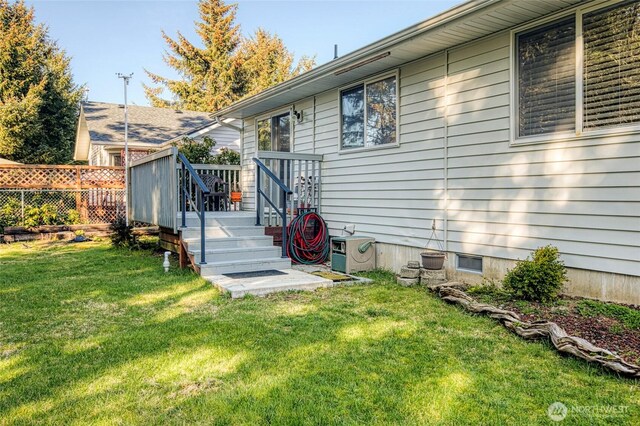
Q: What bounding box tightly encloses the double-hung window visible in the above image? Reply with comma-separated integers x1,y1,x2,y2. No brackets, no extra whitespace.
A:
257,112,291,152
515,0,640,140
340,74,397,150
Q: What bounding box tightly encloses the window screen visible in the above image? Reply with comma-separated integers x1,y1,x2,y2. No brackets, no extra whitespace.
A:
340,76,397,149
341,84,365,149
583,1,640,130
457,254,482,272
517,18,576,137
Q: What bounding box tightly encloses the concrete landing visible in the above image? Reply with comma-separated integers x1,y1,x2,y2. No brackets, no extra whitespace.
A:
206,269,334,298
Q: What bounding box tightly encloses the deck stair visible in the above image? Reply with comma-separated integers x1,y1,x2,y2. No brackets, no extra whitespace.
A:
179,211,332,297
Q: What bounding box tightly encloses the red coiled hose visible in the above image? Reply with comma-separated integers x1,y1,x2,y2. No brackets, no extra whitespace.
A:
286,211,330,264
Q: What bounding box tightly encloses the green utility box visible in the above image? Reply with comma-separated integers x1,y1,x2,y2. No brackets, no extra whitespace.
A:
331,236,376,274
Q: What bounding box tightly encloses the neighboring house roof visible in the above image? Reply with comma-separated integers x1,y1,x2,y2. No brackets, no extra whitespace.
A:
0,157,22,165
160,117,241,147
74,101,215,161
214,0,582,119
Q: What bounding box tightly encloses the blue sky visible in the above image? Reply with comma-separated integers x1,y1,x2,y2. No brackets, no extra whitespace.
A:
26,0,459,107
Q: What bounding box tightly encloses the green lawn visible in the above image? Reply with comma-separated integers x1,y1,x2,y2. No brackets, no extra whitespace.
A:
0,241,638,425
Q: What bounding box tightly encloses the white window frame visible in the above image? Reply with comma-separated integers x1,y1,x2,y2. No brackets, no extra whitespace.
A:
110,153,122,167
338,70,400,154
456,253,483,274
255,107,293,154
510,0,640,145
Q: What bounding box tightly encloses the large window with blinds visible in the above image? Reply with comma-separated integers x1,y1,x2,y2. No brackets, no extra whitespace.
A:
515,1,640,140
517,19,576,137
583,1,640,130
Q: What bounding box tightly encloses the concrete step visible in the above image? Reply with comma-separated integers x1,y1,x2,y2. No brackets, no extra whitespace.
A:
182,235,274,251
204,269,334,298
181,225,265,239
199,257,291,276
189,245,282,263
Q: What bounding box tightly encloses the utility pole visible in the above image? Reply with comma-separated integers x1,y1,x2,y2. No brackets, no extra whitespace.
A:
117,73,133,225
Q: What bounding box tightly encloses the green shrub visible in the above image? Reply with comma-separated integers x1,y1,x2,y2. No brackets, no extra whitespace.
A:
23,203,64,227
67,209,82,224
0,197,22,232
503,245,567,303
109,217,138,249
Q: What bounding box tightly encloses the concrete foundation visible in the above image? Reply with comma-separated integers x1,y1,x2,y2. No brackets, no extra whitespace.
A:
375,242,640,305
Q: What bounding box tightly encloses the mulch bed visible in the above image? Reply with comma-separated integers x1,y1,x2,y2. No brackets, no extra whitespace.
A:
483,296,640,365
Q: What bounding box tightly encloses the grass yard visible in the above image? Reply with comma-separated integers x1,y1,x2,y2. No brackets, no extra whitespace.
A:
0,241,638,425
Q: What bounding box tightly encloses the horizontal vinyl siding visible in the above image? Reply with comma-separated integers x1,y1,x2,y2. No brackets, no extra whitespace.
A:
312,53,446,248
238,23,639,277
446,32,640,276
196,126,241,153
293,98,314,154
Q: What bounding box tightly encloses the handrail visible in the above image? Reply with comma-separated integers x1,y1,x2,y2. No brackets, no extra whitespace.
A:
178,152,209,265
253,158,293,194
253,157,292,258
257,151,323,162
178,153,210,196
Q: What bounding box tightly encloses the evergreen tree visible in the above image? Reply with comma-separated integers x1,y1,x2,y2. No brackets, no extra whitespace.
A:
144,0,314,112
0,0,83,164
235,28,315,98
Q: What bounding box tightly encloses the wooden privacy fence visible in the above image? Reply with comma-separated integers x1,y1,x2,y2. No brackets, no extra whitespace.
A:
0,165,125,227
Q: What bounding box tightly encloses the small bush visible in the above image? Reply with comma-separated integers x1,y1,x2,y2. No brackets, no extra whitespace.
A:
0,197,22,232
23,203,64,227
67,209,82,224
109,217,137,249
503,245,567,303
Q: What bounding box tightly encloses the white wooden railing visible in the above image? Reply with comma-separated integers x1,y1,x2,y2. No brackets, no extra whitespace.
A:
129,147,178,232
178,164,242,212
256,152,323,227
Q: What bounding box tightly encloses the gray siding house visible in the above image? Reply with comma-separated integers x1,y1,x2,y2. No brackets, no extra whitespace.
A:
74,101,240,166
212,0,639,304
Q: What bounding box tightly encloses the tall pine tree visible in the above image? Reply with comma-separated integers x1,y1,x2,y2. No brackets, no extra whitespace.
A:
0,0,83,164
144,0,314,112
235,28,316,98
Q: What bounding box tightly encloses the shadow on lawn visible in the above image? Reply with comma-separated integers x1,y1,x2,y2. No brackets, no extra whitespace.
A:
0,242,638,424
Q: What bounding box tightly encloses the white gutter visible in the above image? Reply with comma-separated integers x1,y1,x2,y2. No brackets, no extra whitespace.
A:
214,0,501,117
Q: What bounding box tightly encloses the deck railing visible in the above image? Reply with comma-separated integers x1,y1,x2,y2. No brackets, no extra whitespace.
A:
178,164,242,212
129,148,178,232
255,152,323,227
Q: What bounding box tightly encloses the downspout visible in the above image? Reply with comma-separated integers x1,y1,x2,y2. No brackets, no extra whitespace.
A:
214,116,242,132
443,49,449,253
312,96,317,153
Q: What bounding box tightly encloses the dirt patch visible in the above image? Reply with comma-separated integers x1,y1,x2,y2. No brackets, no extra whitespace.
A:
478,294,640,365
168,378,224,398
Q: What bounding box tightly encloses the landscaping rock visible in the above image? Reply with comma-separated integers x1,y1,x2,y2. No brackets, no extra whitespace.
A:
397,276,419,287
420,268,446,286
407,260,421,269
400,266,420,279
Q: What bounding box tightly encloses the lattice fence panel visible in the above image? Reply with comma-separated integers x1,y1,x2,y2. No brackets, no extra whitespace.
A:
80,168,125,188
0,166,124,189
